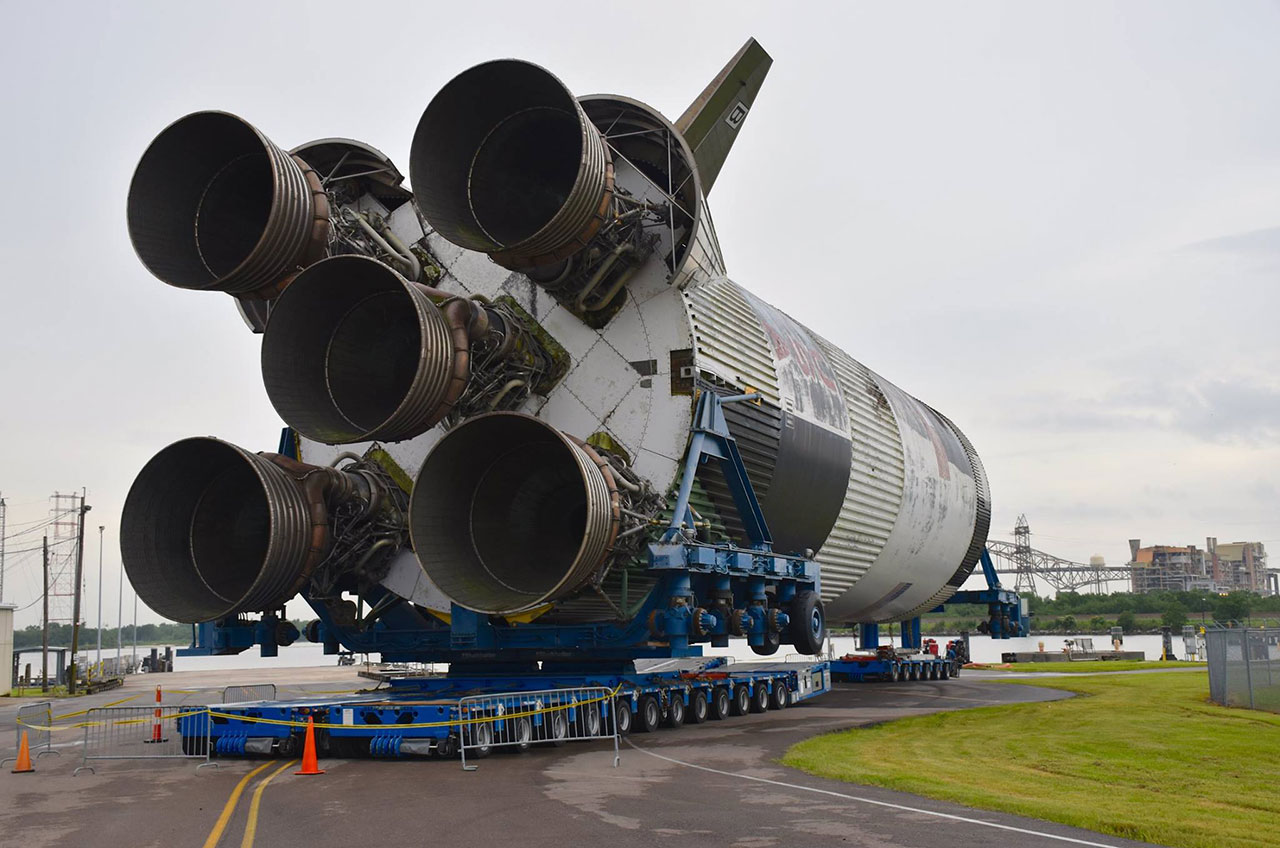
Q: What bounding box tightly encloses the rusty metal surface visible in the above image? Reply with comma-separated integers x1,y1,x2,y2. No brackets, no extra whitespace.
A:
261,255,456,444
410,60,613,270
409,413,619,616
126,111,319,294
120,437,313,621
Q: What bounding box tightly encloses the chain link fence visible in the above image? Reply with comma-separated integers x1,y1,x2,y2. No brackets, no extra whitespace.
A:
1206,628,1280,712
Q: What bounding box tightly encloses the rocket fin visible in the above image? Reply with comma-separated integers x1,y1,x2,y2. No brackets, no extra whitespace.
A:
675,38,772,194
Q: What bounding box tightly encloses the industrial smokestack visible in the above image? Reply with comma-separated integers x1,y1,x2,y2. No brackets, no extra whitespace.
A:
261,255,464,444
409,413,619,615
127,111,328,295
409,60,613,270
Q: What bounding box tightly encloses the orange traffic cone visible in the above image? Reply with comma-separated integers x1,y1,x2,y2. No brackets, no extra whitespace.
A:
145,684,166,744
11,731,35,773
294,716,324,775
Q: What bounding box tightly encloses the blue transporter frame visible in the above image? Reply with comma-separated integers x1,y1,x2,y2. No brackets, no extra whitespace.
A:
183,391,822,668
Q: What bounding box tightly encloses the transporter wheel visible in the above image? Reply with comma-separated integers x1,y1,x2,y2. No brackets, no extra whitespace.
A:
930,663,940,680
436,734,458,759
582,703,602,737
789,590,827,656
277,734,299,758
769,681,791,710
939,662,950,680
710,687,732,720
950,660,961,678
751,629,781,656
731,684,751,717
637,696,662,733
469,722,494,759
894,663,907,682
666,693,685,729
689,690,709,724
508,716,533,752
750,684,770,714
613,700,633,736
908,664,919,681
548,711,569,746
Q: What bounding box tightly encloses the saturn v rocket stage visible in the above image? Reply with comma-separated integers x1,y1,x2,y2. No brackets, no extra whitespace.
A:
119,40,990,661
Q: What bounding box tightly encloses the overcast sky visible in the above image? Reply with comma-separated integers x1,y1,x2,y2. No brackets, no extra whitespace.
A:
1,1,1277,629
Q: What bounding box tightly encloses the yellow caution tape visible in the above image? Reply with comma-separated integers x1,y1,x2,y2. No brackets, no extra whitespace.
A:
17,687,624,733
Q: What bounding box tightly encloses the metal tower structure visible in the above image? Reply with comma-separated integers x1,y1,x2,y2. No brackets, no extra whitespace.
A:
48,491,83,624
985,515,1132,594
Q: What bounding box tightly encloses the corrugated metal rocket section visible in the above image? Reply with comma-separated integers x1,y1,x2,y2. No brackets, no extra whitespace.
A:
675,38,773,194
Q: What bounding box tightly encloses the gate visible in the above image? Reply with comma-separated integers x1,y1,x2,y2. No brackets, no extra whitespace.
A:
2,702,60,767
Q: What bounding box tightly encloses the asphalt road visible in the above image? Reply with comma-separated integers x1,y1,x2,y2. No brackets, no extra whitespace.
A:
0,670,1164,848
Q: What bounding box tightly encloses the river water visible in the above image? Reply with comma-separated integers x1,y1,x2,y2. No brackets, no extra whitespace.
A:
155,631,1194,672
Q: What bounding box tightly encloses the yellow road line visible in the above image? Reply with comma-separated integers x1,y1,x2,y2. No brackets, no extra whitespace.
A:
240,760,298,848
201,761,276,848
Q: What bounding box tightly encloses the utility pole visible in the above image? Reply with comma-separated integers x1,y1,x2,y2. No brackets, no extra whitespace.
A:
68,495,90,695
0,492,6,603
132,590,138,669
96,525,104,671
116,527,123,673
42,536,49,694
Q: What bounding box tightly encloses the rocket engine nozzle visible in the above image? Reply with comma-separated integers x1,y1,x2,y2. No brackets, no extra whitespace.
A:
409,413,620,616
126,111,328,296
261,255,471,445
410,60,613,270
120,437,387,623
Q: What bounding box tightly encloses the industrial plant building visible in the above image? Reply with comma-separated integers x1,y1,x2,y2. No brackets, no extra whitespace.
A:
1128,539,1274,595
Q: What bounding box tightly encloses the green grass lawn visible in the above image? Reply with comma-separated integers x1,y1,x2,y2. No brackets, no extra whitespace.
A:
784,672,1280,848
969,659,1206,673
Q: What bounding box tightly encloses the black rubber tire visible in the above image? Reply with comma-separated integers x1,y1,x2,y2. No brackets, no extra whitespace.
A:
750,684,770,714
950,661,961,678
548,711,569,746
510,716,533,752
583,704,602,737
751,629,781,656
613,699,633,736
769,681,790,710
710,687,732,720
666,694,685,729
894,663,907,682
908,664,919,681
939,662,950,680
689,690,709,724
930,663,940,680
469,722,493,759
789,590,826,655
637,695,662,733
436,735,458,759
731,684,751,717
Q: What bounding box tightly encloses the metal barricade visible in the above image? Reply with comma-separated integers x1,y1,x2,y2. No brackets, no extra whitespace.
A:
74,705,217,774
2,702,60,767
456,686,620,771
223,683,277,703
1206,627,1280,713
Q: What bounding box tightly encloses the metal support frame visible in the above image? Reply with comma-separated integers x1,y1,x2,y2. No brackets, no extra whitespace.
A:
183,391,821,665
934,549,1025,638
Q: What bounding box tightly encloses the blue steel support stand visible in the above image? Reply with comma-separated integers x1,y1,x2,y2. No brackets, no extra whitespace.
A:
934,549,1025,638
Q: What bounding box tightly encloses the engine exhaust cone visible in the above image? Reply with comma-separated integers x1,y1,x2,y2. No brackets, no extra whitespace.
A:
410,413,618,615
127,111,325,294
261,255,456,444
410,60,612,269
120,437,313,622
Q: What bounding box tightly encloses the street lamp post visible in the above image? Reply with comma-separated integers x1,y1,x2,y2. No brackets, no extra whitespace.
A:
116,531,123,673
96,525,104,672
